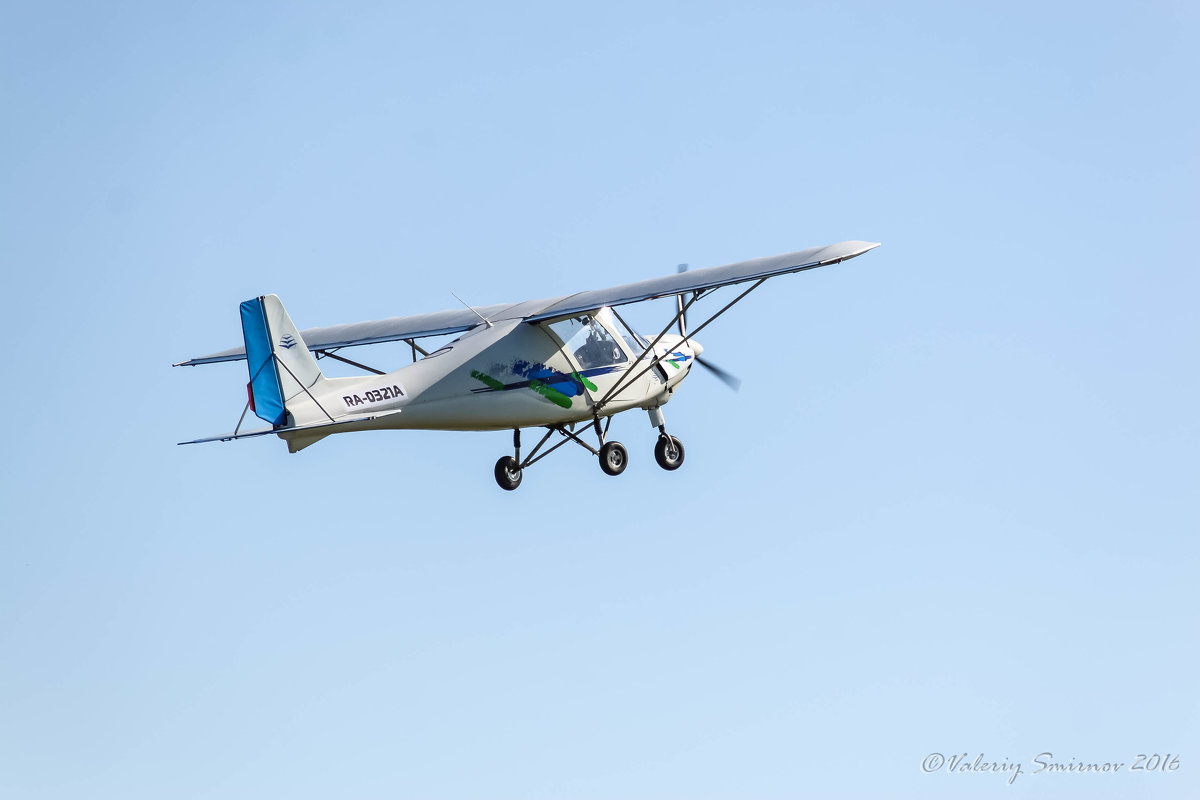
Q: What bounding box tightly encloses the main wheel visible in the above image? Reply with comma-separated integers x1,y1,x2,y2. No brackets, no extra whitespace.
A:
654,435,685,471
599,441,628,476
494,456,523,490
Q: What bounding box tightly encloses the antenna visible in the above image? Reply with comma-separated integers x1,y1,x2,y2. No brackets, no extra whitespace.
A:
451,292,493,328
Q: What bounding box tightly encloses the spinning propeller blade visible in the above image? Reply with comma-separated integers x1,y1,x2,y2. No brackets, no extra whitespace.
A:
695,356,741,391
674,262,738,390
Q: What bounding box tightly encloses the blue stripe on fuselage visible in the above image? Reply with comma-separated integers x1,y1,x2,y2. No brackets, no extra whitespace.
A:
470,364,621,395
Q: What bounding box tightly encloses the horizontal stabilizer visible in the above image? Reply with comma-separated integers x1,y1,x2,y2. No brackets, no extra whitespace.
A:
178,409,402,446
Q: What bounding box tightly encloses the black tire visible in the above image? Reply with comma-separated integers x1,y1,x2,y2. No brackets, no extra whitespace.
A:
494,456,523,490
654,435,685,471
599,441,628,476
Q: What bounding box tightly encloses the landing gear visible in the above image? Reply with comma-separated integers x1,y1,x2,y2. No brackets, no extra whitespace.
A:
493,416,682,489
494,456,523,491
599,441,628,476
654,434,685,470
647,407,684,471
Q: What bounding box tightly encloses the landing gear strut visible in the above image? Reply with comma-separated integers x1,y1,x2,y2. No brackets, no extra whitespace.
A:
492,414,684,489
492,419,627,489
647,408,684,471
494,429,525,491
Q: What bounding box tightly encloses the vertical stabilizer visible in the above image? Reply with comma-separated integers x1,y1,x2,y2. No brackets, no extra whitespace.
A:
240,295,324,426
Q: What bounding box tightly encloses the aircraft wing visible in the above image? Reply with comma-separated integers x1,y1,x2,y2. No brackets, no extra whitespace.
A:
522,239,879,322
174,302,543,366
175,240,878,366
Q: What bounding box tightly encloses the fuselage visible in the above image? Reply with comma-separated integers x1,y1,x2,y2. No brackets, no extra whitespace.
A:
282,307,700,445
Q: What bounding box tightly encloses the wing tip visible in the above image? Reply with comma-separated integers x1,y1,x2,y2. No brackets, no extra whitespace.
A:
820,240,881,265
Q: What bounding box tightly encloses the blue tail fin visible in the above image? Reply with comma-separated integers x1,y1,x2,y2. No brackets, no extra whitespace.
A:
241,297,287,425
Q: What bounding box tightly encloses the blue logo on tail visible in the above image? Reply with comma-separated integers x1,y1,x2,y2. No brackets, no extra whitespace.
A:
279,334,297,350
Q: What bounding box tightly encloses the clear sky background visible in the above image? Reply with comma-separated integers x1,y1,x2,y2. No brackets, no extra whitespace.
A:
2,2,1197,798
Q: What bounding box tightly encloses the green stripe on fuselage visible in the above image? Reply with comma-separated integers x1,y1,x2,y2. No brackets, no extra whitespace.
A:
470,369,505,390
573,371,598,391
529,379,573,408
472,369,574,409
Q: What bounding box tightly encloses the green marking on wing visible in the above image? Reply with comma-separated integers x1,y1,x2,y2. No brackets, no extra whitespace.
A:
573,371,598,391
470,370,505,390
666,358,681,369
529,379,573,409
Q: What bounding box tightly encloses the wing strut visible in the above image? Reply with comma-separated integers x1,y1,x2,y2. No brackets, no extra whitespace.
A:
593,277,767,412
405,339,430,362
592,291,703,412
316,349,386,375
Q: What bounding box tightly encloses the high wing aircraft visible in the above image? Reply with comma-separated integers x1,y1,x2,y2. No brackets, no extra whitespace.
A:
176,239,880,489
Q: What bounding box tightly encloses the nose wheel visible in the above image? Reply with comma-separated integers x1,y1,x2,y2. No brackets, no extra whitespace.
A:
654,434,685,470
494,455,523,491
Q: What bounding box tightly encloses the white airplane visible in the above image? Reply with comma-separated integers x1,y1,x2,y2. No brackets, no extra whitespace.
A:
176,239,879,489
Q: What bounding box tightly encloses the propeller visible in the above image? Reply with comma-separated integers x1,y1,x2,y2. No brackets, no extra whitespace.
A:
694,356,742,391
674,262,741,391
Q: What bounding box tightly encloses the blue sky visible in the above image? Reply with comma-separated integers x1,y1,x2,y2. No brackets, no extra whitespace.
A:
2,2,1197,797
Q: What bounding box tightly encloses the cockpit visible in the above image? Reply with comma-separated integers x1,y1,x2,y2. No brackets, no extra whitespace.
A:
546,309,635,370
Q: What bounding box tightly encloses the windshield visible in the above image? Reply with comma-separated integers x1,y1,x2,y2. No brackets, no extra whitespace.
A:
548,315,629,370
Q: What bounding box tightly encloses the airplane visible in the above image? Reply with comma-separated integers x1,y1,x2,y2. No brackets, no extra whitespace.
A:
175,239,880,489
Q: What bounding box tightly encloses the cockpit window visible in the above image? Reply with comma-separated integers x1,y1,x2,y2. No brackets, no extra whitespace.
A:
548,315,629,370
618,331,643,353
